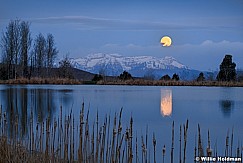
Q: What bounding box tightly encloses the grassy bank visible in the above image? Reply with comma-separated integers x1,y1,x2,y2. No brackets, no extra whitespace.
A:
0,77,82,85
1,78,243,87
0,104,242,162
98,79,243,87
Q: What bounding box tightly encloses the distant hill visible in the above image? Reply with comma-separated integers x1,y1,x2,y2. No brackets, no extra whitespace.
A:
28,67,96,81
67,67,95,80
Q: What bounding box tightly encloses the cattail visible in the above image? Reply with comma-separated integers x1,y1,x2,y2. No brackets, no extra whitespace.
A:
145,125,148,163
95,110,99,162
230,127,234,157
171,121,174,163
136,133,138,163
207,130,212,157
41,122,44,153
183,119,189,163
91,122,95,163
179,125,182,163
214,140,218,158
194,135,197,163
45,115,50,158
100,115,107,163
197,124,204,158
141,135,145,163
72,116,75,162
129,116,133,163
225,130,229,156
115,108,123,163
153,133,156,163
162,145,166,163
105,114,111,163
236,142,240,158
78,102,84,162
111,112,117,162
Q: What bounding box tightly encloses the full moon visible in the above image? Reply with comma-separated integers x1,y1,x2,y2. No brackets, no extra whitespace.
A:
160,36,172,47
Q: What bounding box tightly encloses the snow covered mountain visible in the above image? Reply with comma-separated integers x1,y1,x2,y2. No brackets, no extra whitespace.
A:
69,53,203,80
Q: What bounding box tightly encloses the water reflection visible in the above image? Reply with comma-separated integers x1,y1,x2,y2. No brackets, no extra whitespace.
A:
219,88,235,117
220,100,234,117
160,89,172,117
0,87,65,137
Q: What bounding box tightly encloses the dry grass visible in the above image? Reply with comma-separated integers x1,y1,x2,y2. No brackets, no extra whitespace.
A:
99,79,243,87
0,104,242,162
1,77,243,87
0,77,82,85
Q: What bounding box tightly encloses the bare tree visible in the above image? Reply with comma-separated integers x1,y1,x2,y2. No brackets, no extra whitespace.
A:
1,19,21,79
1,20,60,79
32,33,46,77
20,21,31,78
46,33,58,76
13,20,21,79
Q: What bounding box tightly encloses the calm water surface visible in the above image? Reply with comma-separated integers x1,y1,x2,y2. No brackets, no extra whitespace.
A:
0,85,242,162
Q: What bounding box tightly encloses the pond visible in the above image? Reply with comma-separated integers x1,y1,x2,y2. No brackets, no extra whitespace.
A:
0,85,242,162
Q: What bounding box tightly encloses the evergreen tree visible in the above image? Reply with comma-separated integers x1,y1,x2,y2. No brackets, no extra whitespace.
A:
172,73,180,81
160,74,171,81
119,71,132,80
197,72,205,81
59,55,73,78
216,55,236,81
92,74,103,82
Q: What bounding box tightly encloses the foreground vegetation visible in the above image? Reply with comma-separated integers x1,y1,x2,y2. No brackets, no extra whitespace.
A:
0,104,242,162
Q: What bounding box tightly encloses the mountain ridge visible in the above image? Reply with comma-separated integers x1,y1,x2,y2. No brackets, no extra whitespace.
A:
69,53,194,79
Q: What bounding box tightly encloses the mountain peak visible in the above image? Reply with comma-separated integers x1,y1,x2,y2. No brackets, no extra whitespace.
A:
70,53,188,76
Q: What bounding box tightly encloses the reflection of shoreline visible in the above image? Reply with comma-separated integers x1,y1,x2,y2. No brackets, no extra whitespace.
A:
160,90,172,117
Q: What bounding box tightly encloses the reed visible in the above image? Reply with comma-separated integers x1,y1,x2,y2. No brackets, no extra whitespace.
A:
152,132,156,163
0,103,242,162
197,124,204,158
171,121,174,163
179,125,182,163
162,144,166,163
183,119,189,163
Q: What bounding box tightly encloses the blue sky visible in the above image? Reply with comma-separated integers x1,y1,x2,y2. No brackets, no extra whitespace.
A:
1,0,243,71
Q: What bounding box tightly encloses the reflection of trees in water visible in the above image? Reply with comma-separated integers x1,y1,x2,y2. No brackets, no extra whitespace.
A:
220,100,234,117
30,89,57,124
0,87,58,137
59,89,73,109
19,88,28,137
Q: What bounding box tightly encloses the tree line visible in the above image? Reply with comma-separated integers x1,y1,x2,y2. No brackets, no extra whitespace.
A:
113,55,238,82
0,19,58,80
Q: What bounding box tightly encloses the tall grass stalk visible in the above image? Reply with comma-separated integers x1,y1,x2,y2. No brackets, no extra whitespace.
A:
0,103,242,162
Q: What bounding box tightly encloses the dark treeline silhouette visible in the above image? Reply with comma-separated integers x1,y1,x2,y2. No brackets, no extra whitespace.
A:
0,19,58,80
118,71,133,80
196,72,205,81
160,73,180,81
217,54,236,81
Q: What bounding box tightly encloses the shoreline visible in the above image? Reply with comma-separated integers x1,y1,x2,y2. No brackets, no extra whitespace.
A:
0,78,243,87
